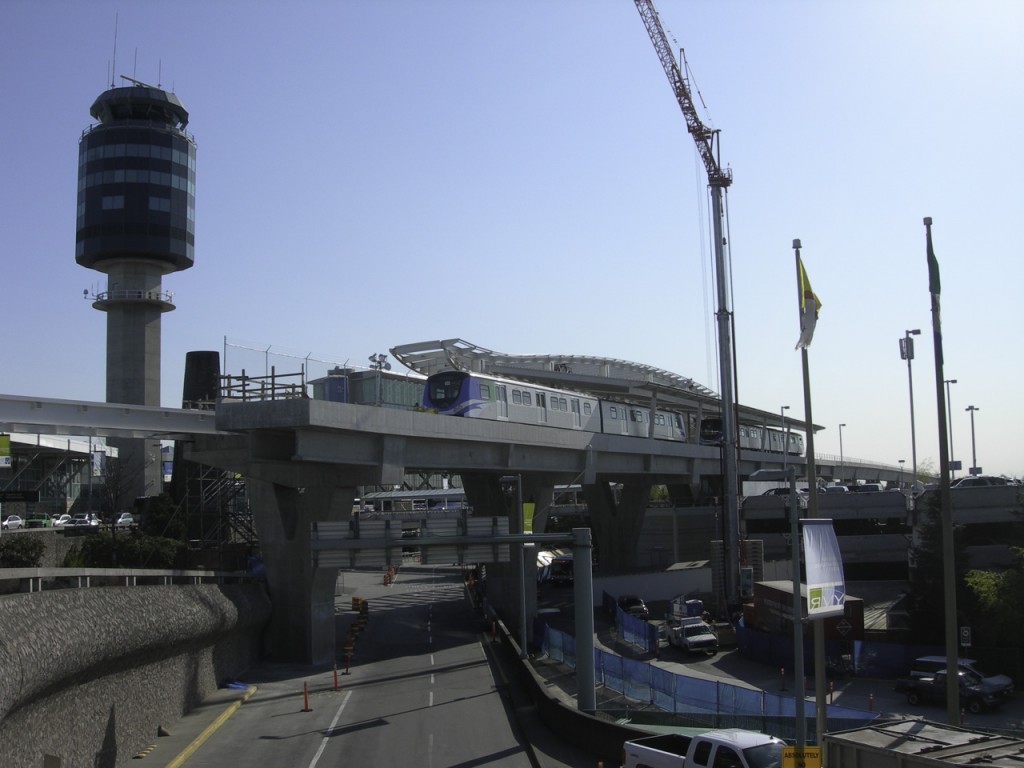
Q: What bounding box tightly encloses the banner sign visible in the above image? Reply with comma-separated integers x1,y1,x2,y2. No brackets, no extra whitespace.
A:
0,434,10,468
801,518,846,618
522,503,535,534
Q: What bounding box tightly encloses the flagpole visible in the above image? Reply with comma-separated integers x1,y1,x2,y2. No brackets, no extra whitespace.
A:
924,216,960,724
793,239,828,750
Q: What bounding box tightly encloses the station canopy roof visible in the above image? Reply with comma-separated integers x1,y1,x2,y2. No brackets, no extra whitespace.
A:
390,338,812,430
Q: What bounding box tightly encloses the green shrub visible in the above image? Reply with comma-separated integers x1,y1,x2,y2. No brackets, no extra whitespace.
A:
0,536,46,567
78,530,183,569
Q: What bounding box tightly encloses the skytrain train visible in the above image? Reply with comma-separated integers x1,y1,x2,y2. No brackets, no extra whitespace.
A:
423,370,804,456
699,417,805,456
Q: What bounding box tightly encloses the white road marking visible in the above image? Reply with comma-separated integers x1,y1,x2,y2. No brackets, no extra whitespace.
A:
307,689,353,768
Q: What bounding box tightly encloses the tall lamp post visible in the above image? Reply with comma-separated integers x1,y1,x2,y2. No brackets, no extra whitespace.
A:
368,353,391,406
944,379,957,478
966,405,981,476
750,468,805,748
900,329,922,487
899,459,906,489
781,405,791,470
838,423,846,484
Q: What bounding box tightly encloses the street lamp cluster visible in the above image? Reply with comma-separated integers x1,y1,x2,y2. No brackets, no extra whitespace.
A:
899,330,982,485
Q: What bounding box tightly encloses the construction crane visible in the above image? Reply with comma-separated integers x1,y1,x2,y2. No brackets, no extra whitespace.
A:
633,0,742,612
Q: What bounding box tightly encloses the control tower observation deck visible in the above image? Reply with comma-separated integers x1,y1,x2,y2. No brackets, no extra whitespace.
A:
76,80,197,504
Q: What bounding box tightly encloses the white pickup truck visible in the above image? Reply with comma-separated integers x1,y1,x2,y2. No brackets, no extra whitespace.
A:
621,730,784,768
666,616,719,654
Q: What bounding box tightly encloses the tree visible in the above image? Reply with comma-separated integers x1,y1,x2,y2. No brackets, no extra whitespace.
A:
965,550,1024,648
907,495,975,644
0,536,46,567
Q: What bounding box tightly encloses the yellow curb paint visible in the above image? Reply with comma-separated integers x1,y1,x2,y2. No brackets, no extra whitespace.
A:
163,685,257,768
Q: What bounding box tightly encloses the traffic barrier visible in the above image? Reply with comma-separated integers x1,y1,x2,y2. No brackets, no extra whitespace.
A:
333,661,339,691
301,681,312,712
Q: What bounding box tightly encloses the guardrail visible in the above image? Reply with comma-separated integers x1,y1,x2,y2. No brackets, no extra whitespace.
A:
0,567,260,594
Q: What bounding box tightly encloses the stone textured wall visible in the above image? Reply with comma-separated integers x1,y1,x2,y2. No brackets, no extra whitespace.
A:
0,582,270,768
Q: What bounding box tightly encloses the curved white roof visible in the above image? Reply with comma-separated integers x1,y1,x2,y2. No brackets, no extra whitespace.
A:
390,338,719,406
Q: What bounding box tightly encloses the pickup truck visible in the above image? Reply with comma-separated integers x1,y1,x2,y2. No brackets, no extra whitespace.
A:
666,616,719,654
621,729,784,768
894,668,1013,714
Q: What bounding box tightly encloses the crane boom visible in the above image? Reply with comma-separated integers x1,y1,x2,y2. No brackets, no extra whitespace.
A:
634,0,741,614
633,0,732,188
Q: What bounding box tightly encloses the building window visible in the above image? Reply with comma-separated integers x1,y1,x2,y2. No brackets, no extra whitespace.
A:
149,197,171,212
101,195,124,210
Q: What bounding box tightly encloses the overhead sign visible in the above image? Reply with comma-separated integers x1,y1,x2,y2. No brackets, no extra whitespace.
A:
802,518,846,619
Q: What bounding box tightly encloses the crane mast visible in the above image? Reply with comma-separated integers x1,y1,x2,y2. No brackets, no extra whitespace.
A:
634,0,742,612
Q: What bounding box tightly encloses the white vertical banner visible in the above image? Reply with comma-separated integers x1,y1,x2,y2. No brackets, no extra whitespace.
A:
801,519,846,619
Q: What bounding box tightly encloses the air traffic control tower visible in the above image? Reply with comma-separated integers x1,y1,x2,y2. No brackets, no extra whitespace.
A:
76,81,197,507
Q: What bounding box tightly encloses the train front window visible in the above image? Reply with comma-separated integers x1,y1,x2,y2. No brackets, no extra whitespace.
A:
426,373,467,407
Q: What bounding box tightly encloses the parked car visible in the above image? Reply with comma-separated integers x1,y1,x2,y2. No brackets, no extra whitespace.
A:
895,669,1012,714
911,656,1013,690
951,475,1013,489
115,513,135,527
68,513,100,527
24,515,53,528
617,595,650,620
761,487,809,496
2,515,23,530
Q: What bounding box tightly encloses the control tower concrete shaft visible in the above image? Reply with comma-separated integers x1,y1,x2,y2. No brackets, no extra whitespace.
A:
76,82,197,506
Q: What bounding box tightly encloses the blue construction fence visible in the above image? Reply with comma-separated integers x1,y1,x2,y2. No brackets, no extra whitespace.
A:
735,622,1015,681
536,622,878,743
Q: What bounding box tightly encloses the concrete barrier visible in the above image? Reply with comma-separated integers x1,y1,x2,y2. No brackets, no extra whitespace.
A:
0,582,270,768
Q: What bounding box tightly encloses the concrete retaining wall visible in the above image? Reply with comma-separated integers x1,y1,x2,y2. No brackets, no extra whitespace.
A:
0,582,270,768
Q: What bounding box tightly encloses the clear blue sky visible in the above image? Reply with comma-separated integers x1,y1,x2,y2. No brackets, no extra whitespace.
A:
2,0,1021,479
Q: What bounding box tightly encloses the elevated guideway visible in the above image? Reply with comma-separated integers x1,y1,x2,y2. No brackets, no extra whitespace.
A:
1,389,919,664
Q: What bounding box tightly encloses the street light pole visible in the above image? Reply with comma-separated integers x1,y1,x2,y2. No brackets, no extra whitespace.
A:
899,459,906,489
838,423,846,484
781,405,790,470
966,405,981,475
900,329,922,487
944,379,957,478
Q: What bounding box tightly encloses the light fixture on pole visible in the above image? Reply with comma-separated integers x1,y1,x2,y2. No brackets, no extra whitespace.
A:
368,353,391,406
781,405,790,469
750,467,806,748
944,379,957,477
500,474,528,659
838,423,846,484
966,405,981,476
900,329,922,487
898,459,906,489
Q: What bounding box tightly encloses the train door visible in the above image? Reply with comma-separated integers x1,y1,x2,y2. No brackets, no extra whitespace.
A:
571,398,581,428
496,385,508,420
537,392,547,424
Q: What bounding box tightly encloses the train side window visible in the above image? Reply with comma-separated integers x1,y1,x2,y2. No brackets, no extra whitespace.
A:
559,397,568,411
481,384,490,399
523,392,532,406
583,402,592,415
610,406,618,419
512,390,523,405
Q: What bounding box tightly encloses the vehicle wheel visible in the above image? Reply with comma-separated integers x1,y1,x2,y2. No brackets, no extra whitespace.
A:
907,691,921,706
966,699,983,715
